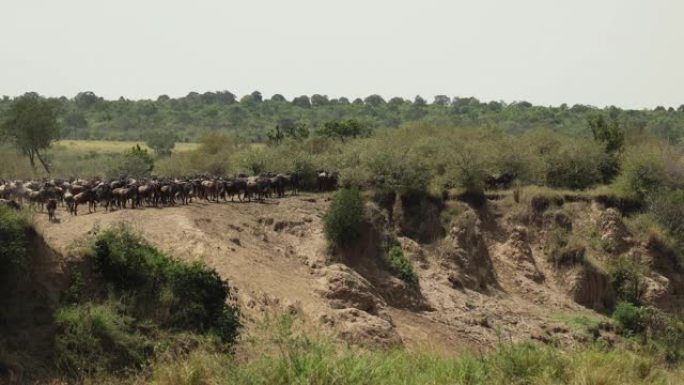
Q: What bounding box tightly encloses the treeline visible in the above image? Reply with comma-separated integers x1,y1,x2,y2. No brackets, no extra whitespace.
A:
1,91,684,142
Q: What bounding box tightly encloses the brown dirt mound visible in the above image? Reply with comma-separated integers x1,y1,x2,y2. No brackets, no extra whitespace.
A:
500,226,545,283
317,264,402,347
597,208,633,254
439,211,498,292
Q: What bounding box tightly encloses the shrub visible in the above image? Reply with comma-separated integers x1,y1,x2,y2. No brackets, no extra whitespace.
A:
0,206,29,276
612,301,644,335
543,139,605,189
386,246,419,288
648,189,684,242
324,188,365,248
168,261,240,342
106,145,154,179
92,226,169,293
54,302,151,376
615,143,683,202
609,255,644,305
88,226,240,343
366,146,431,194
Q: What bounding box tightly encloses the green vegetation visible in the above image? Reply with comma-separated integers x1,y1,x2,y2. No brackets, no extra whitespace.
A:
0,206,30,277
609,255,645,305
386,245,419,288
1,91,684,145
90,226,240,343
324,188,365,248
139,314,683,385
0,225,242,381
1,93,60,172
54,302,151,376
105,144,155,179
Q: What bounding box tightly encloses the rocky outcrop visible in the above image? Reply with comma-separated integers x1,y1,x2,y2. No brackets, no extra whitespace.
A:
317,264,402,348
501,226,544,283
598,208,633,254
440,212,497,291
565,262,615,311
391,192,445,244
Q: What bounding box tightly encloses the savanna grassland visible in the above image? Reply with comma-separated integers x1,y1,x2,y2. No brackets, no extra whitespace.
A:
2,92,684,385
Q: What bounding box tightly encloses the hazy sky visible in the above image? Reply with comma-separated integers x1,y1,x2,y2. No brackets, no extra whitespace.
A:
1,0,683,108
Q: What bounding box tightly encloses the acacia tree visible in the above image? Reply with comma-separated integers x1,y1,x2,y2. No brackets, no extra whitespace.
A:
2,93,60,173
145,130,176,156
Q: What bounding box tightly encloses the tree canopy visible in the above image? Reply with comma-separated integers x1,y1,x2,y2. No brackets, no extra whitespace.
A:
1,93,60,173
1,90,684,145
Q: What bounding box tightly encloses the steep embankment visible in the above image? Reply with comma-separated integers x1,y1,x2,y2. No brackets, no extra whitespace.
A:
32,191,683,354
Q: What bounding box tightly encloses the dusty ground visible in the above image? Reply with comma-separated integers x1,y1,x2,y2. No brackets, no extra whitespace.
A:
33,193,617,354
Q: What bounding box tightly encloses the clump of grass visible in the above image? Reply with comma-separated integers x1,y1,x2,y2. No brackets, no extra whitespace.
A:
54,302,151,377
386,246,419,288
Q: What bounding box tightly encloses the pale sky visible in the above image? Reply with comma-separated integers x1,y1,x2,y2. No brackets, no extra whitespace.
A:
1,0,683,108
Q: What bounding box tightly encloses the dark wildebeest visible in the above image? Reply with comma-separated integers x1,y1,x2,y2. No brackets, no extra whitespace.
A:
285,173,301,195
270,174,287,198
93,183,114,212
317,171,338,192
71,190,96,215
113,186,138,209
46,199,57,222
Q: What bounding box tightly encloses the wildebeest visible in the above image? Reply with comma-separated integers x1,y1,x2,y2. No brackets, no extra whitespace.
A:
71,190,96,215
317,171,338,192
47,199,57,222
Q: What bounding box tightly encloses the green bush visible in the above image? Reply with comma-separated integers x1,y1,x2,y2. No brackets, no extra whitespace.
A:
612,301,644,335
615,144,682,202
89,226,240,343
54,302,151,376
324,188,365,248
543,139,605,189
168,261,240,342
609,255,644,305
648,189,684,243
386,246,419,288
0,206,29,276
106,145,154,179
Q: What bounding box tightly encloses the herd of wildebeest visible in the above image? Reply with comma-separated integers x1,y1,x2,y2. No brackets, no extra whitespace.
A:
0,171,340,222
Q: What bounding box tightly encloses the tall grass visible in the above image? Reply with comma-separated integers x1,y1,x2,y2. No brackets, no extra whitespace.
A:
142,314,683,385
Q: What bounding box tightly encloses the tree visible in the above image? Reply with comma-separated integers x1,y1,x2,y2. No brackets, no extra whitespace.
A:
388,97,405,107
311,94,329,107
292,95,311,108
107,145,154,178
588,114,624,154
2,93,60,173
271,94,287,102
317,119,367,142
433,95,450,106
588,114,625,182
267,120,309,144
145,130,176,156
364,94,386,107
216,90,237,104
74,91,103,109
